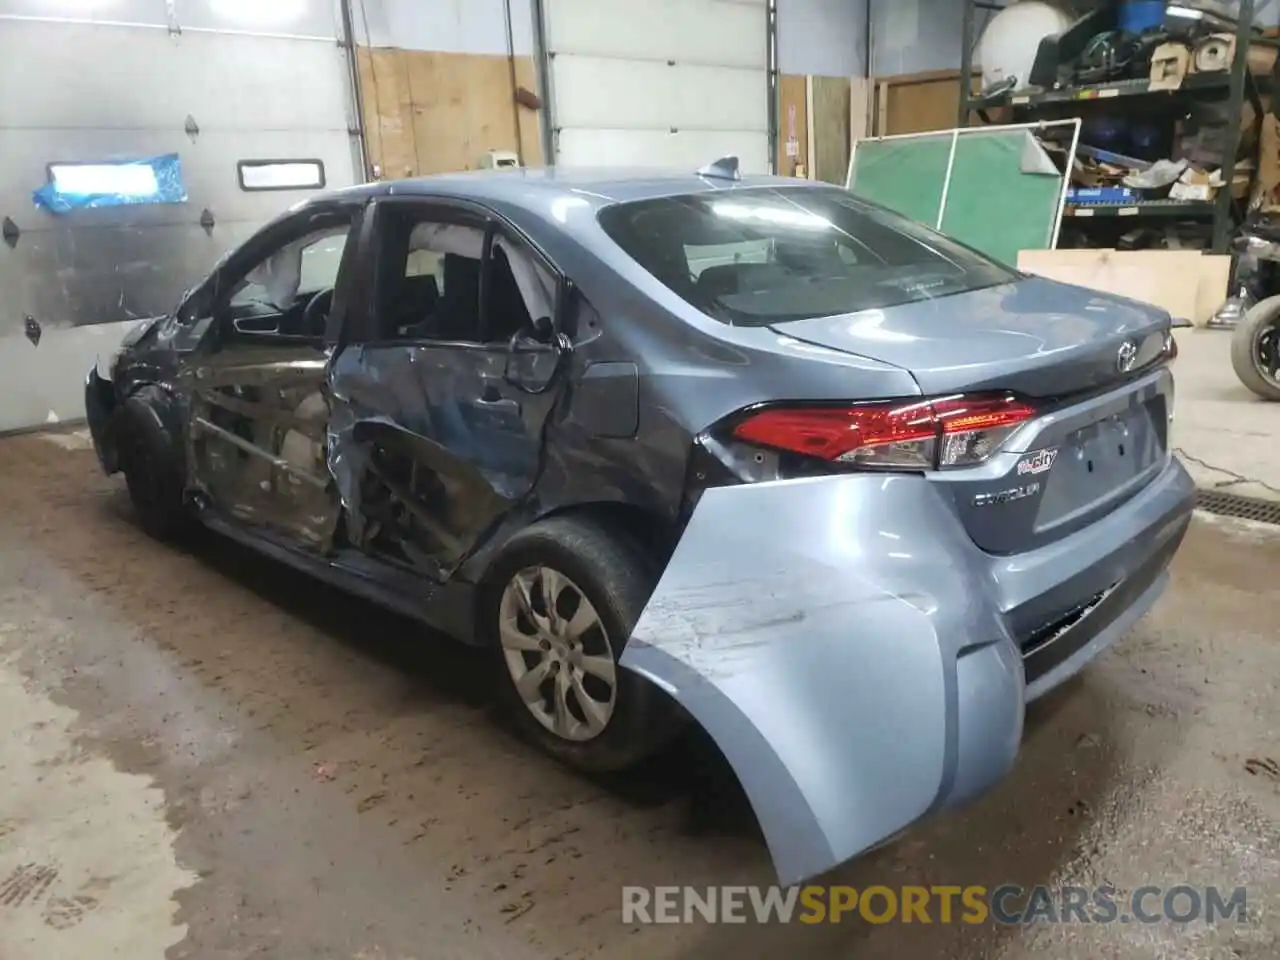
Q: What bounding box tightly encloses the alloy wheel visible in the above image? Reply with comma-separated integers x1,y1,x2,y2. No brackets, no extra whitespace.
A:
498,565,617,742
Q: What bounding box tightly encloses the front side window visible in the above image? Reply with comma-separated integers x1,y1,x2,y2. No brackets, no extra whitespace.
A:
230,225,350,310
597,186,1017,326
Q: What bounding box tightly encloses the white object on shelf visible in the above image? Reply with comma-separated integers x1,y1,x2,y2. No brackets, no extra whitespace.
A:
978,0,1075,93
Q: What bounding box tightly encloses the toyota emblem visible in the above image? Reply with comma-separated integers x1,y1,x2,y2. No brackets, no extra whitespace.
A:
1116,341,1138,373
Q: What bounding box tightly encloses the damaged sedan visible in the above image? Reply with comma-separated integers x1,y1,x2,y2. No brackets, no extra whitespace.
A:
85,164,1195,886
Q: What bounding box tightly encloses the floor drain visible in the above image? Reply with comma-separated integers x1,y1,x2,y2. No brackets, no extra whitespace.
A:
1195,489,1280,526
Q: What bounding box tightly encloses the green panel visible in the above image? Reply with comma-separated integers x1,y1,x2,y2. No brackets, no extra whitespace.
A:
939,130,1064,267
848,134,952,228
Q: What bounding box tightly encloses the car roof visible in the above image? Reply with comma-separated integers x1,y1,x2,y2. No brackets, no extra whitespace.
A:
313,167,837,214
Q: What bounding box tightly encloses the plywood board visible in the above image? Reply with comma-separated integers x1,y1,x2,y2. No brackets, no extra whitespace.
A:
778,74,809,177
1194,253,1232,326
1016,249,1232,326
357,47,419,180
810,75,851,185
356,47,542,179
849,76,871,145
876,69,980,136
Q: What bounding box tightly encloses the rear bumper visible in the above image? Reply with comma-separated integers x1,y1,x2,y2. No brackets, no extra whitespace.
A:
621,454,1194,886
84,367,119,475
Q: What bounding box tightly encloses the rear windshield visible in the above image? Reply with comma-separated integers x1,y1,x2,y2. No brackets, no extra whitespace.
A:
596,186,1017,326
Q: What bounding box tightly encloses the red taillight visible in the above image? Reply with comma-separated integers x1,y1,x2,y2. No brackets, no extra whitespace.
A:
1164,331,1179,363
731,394,1037,471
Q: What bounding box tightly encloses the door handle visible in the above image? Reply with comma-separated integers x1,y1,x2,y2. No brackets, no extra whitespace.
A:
479,384,502,402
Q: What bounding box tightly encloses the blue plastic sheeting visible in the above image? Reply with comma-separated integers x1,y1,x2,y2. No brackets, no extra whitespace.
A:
33,153,188,214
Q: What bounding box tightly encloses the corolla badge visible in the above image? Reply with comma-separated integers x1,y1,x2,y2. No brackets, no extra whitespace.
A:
1116,340,1138,373
973,482,1041,508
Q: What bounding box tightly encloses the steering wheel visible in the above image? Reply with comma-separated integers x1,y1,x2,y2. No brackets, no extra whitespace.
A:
301,287,335,338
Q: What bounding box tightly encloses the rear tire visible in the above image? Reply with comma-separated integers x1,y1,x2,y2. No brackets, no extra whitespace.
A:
480,515,684,773
1230,295,1280,401
116,396,194,542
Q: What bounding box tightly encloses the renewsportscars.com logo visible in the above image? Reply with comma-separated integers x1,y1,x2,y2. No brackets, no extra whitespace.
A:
622,884,1249,926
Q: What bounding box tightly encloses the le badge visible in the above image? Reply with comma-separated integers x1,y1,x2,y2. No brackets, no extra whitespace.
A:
1016,448,1058,476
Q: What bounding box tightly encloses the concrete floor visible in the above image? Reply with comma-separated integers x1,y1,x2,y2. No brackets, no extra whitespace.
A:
1172,328,1280,502
0,385,1278,958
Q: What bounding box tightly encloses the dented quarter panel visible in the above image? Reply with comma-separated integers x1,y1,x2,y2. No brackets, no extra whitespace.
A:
620,472,1019,885
621,453,1194,885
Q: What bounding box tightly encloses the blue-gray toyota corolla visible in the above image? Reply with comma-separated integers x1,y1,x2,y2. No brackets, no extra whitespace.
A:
83,162,1195,886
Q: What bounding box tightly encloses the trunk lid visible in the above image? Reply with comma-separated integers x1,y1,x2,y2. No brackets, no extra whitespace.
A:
768,276,1170,399
770,276,1175,556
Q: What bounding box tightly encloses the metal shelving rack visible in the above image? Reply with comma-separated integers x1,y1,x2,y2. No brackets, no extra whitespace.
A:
957,0,1259,253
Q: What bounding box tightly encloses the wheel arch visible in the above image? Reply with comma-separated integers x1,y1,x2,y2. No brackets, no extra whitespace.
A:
467,498,679,648
117,379,187,447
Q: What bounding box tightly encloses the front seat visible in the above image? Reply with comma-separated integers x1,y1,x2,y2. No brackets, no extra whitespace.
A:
436,254,482,340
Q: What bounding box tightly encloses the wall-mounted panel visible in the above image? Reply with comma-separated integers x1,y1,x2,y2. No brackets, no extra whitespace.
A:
557,129,771,173
355,0,534,55
552,58,767,131
0,11,358,432
777,0,865,77
547,0,766,64
544,0,769,171
869,0,966,75
355,46,542,178
173,0,340,37
0,128,352,235
0,0,171,26
0,23,350,131
0,0,341,35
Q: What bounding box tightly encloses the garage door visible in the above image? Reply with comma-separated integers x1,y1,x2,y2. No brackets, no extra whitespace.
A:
543,0,770,173
0,0,359,434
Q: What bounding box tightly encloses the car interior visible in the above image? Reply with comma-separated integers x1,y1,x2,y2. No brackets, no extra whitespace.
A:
223,222,353,343
215,210,555,351
375,216,550,345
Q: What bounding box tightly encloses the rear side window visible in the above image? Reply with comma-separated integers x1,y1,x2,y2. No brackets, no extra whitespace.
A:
597,187,1017,326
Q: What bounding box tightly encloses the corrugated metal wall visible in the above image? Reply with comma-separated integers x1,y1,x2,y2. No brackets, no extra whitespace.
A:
0,0,359,433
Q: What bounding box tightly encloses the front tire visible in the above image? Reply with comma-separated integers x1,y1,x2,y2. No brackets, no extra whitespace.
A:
480,515,684,773
1230,295,1280,401
115,395,194,542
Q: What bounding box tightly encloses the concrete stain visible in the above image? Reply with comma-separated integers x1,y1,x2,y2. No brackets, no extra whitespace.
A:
0,638,197,957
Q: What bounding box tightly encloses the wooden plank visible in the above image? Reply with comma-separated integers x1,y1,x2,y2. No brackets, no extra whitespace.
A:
885,73,962,135
356,47,419,180
356,47,541,177
805,77,816,179
810,76,851,185
849,76,870,144
1016,249,1231,326
875,67,970,86
777,74,809,177
1194,254,1232,326
875,68,981,136
513,57,543,166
